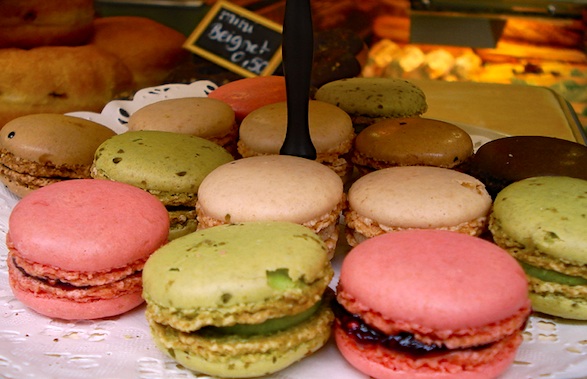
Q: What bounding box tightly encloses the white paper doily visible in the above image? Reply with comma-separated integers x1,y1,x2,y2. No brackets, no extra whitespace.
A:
1,81,586,379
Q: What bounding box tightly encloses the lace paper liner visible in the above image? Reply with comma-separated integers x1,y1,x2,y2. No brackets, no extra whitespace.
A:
0,82,584,379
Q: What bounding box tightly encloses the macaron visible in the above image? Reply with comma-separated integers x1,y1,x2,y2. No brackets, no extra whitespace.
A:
143,221,334,378
334,229,531,379
196,155,345,258
0,114,116,197
352,117,473,174
344,166,492,246
489,176,587,320
464,136,587,198
6,179,170,320
314,77,428,133
208,75,287,124
127,97,239,156
238,100,355,179
91,130,233,239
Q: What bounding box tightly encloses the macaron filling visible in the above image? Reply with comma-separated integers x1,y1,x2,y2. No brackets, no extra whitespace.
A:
204,300,322,336
518,260,587,286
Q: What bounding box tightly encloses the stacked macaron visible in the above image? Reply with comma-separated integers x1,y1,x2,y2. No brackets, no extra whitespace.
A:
142,221,334,378
91,130,234,239
489,176,587,320
196,155,345,258
7,179,169,320
315,77,428,133
344,166,492,246
0,114,115,197
127,97,239,156
238,100,355,179
334,229,531,378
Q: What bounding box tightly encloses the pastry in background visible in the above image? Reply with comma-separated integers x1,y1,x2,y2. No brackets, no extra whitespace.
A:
314,77,428,133
90,16,190,91
0,45,133,129
489,176,587,320
7,179,170,320
208,76,287,124
344,166,492,246
0,114,116,197
238,100,355,179
464,135,587,198
143,221,334,378
352,117,473,174
91,130,233,240
127,97,239,156
196,155,345,258
0,0,95,48
334,229,531,379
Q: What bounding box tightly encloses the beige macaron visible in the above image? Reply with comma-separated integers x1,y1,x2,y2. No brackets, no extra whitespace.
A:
238,100,355,179
352,117,474,174
0,114,116,197
344,166,492,246
127,97,238,156
196,155,345,258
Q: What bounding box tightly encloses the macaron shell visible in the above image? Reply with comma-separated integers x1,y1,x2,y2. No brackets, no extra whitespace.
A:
354,117,473,167
148,297,334,378
491,176,587,264
0,113,116,165
127,97,236,138
9,284,144,320
8,179,170,272
334,326,518,379
92,130,233,193
315,77,427,117
208,76,287,123
143,221,331,310
339,230,529,331
197,155,343,223
239,100,354,154
529,290,587,320
348,166,491,228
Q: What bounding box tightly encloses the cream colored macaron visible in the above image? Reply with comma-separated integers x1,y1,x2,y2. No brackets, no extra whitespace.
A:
196,155,345,258
127,97,238,155
238,100,355,179
344,166,492,246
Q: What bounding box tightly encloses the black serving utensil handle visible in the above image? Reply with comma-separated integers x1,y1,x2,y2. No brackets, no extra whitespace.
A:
279,0,316,160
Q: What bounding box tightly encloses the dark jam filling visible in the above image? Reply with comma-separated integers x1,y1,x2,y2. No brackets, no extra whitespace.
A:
332,300,448,356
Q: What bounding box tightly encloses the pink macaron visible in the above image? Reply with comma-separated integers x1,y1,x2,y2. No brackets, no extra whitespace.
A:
208,75,286,124
334,229,531,379
6,179,170,320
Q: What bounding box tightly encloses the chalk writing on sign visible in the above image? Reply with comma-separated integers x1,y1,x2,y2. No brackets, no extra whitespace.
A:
184,0,283,77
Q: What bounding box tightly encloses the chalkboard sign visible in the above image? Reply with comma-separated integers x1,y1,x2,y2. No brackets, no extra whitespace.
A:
184,0,283,77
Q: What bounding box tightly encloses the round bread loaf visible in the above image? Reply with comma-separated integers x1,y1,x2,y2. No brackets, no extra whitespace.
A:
90,16,190,91
0,45,133,129
0,0,95,48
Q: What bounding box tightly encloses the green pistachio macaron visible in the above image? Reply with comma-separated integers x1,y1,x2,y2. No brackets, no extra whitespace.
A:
91,130,233,239
142,221,334,378
489,176,587,320
314,77,428,133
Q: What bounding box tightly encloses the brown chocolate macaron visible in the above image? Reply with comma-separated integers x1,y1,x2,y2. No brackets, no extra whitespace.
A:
352,117,474,174
464,136,587,198
0,114,116,197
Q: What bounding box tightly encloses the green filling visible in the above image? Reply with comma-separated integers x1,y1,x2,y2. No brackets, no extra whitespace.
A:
519,260,587,286
266,268,307,290
212,301,321,336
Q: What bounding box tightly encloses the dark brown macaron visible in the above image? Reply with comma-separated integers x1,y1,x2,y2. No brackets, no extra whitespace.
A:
463,135,587,198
